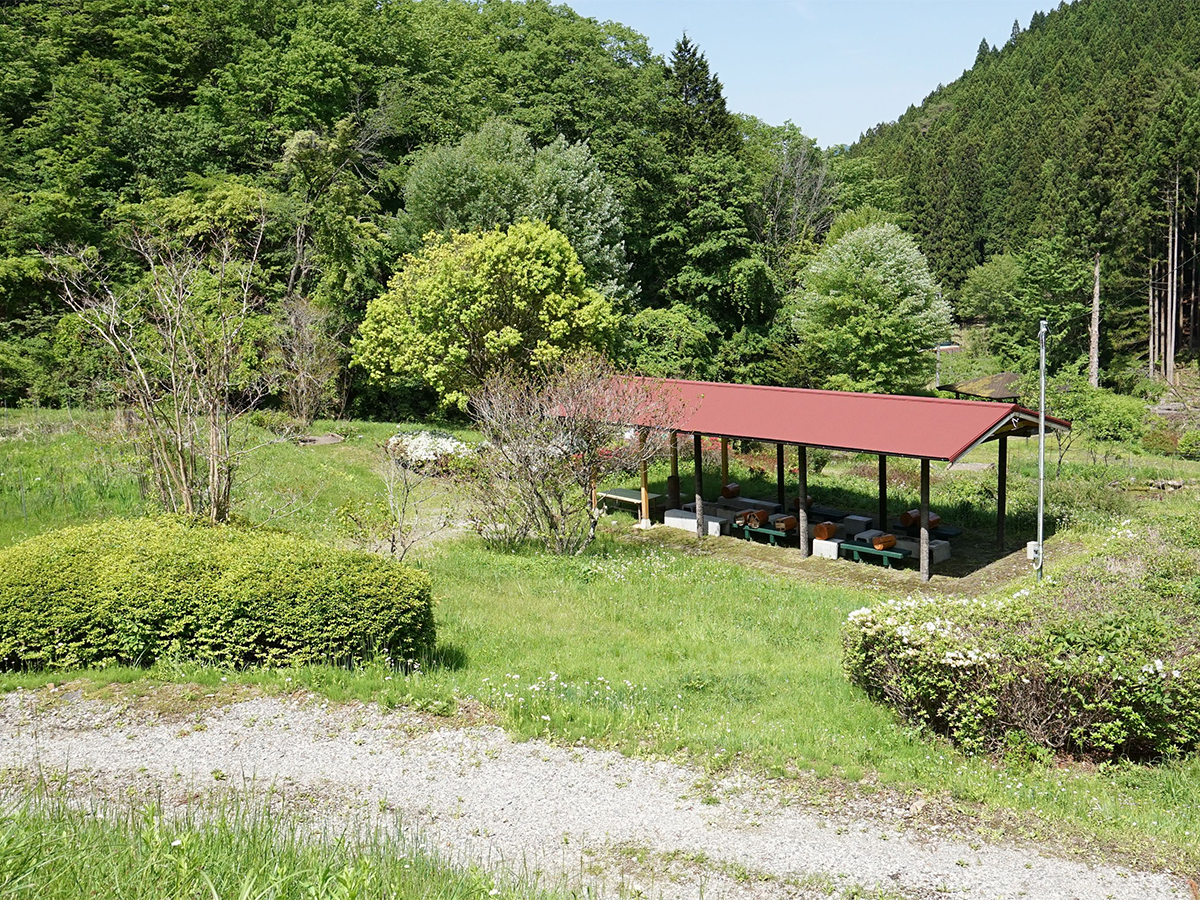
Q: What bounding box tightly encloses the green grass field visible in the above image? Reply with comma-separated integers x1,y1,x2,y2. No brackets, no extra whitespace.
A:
3,408,1199,872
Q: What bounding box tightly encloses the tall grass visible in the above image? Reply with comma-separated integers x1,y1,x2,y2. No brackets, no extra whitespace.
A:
0,412,142,547
0,795,571,900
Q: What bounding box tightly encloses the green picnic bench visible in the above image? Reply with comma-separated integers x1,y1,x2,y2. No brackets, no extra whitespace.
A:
732,523,795,547
840,540,912,568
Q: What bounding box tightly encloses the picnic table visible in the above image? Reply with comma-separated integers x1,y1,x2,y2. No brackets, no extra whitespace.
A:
598,488,662,512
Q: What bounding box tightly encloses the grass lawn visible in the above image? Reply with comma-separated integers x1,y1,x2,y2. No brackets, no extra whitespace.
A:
3,408,1199,871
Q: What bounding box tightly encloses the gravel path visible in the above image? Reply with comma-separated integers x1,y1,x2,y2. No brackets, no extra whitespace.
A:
0,690,1189,900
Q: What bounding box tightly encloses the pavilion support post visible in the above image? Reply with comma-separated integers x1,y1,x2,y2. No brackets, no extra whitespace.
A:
668,431,681,510
776,443,785,508
639,428,650,528
997,435,1008,551
877,455,887,531
797,446,810,558
694,433,705,538
920,459,931,583
720,437,730,489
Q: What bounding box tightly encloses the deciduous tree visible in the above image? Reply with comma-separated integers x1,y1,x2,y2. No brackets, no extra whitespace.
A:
353,220,617,410
779,223,952,394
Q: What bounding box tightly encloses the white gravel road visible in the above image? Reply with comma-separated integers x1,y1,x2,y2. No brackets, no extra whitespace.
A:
0,690,1190,900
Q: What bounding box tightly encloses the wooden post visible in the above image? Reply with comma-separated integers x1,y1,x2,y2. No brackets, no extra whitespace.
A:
668,431,680,510
797,446,810,558
920,458,931,583
720,437,729,489
776,443,785,508
997,435,1007,551
639,429,650,528
877,454,887,531
694,433,705,538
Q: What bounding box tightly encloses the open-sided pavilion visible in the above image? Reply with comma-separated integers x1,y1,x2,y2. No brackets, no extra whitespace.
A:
620,378,1071,582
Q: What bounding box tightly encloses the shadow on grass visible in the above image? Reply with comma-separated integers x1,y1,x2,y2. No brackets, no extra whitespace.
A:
421,641,468,672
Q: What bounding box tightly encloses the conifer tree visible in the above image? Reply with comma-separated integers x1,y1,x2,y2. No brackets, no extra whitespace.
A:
662,34,740,157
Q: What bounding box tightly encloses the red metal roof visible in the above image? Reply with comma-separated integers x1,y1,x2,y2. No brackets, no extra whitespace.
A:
623,377,1070,462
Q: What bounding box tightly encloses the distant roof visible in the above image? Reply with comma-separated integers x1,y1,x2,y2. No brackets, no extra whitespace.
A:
945,372,1022,401
623,377,1069,463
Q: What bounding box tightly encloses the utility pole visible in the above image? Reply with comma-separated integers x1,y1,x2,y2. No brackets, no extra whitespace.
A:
1036,319,1047,583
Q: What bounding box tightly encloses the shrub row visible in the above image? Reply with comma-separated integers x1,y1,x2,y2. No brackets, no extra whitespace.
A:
844,512,1200,760
0,517,435,670
844,595,1200,760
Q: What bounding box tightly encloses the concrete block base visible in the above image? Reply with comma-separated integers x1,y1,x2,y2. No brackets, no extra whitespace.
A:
843,515,874,537
895,538,952,564
664,508,725,537
812,537,843,559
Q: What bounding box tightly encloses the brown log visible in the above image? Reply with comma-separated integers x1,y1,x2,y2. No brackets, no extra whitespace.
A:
721,482,740,499
814,521,838,541
901,509,940,529
774,515,797,532
736,509,771,528
872,533,897,551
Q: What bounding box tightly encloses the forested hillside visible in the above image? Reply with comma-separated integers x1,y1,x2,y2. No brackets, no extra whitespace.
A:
0,0,849,413
854,0,1200,386
4,0,1197,417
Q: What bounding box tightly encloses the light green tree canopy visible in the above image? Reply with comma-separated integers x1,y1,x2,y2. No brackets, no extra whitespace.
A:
402,119,629,300
353,220,617,410
780,223,952,395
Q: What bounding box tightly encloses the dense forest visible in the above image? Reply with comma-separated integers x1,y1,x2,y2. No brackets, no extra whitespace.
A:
1,0,1196,418
1,0,862,415
854,0,1200,388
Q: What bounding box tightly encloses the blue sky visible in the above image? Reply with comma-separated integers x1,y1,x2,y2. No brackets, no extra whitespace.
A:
565,1,1056,147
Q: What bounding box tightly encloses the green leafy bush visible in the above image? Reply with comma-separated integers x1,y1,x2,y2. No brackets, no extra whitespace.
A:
245,409,303,435
0,517,435,670
844,511,1200,760
1141,421,1180,456
1178,431,1200,461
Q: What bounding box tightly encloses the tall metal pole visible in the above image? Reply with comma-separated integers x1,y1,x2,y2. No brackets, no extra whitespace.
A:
1036,319,1047,582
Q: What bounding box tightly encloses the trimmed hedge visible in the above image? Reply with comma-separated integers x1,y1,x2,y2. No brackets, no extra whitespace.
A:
0,517,435,670
844,511,1200,760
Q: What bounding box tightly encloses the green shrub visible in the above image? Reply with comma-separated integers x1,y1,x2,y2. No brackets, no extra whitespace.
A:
1141,420,1179,456
0,517,435,670
844,511,1200,760
844,594,1200,760
245,409,302,435
1178,431,1200,461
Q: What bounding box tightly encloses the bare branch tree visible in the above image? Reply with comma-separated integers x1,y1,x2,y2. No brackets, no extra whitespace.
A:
277,294,345,426
337,435,459,561
754,134,838,282
46,214,277,524
470,353,687,555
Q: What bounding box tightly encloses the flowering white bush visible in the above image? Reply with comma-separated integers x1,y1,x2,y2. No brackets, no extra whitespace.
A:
843,584,1200,759
385,430,470,469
